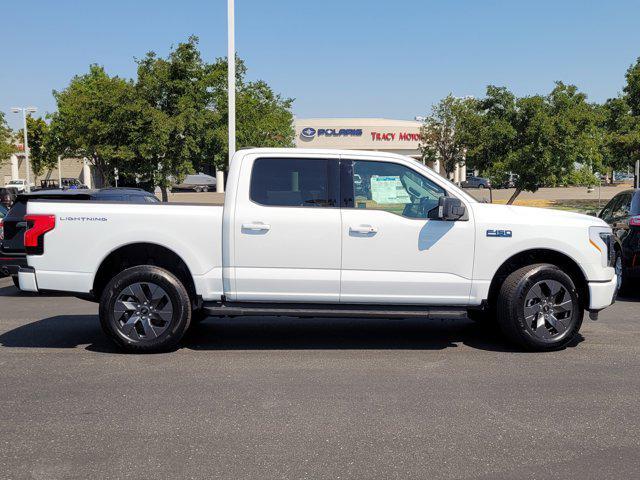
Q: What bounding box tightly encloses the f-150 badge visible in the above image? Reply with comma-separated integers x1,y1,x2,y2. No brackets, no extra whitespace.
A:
486,229,512,238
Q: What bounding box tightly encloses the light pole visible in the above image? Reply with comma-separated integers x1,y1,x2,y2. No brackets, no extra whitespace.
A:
228,0,235,161
11,106,37,192
218,0,235,195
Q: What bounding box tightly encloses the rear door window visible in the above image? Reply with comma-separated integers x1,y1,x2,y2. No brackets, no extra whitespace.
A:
250,158,338,208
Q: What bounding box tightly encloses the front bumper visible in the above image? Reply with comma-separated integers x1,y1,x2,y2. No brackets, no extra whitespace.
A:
588,276,618,311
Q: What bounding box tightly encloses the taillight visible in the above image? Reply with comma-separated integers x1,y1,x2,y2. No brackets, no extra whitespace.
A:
630,216,640,227
24,214,56,253
0,219,3,241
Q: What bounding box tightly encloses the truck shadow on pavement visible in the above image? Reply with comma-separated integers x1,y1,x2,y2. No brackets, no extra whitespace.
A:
0,314,584,354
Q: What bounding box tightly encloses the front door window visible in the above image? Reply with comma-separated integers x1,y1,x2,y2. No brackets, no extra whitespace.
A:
352,160,445,219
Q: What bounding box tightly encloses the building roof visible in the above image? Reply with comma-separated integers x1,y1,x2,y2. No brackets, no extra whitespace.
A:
294,117,422,127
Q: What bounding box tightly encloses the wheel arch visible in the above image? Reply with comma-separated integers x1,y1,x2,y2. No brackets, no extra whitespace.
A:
92,242,197,303
486,248,589,310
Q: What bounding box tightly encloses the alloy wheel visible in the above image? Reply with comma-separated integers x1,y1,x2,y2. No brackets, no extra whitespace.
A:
113,282,174,342
523,280,574,341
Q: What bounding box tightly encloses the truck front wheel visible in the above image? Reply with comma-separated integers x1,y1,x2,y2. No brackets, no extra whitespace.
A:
497,264,583,351
99,265,192,353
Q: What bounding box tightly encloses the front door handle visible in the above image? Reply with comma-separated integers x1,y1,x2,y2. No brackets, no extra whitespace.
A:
349,224,378,234
241,222,271,231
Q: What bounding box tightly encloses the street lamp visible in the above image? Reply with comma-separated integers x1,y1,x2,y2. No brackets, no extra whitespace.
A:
11,106,37,192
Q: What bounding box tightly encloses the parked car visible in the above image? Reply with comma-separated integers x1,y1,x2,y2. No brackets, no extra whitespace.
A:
598,189,640,292
0,187,18,209
0,204,7,241
461,176,491,189
172,173,216,193
0,188,159,281
496,173,520,189
14,148,617,353
3,179,33,193
37,178,88,190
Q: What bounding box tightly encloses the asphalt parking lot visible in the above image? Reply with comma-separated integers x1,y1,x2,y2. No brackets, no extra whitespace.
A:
0,276,639,480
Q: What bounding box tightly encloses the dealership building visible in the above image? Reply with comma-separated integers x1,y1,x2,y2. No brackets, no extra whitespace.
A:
1,151,95,189
294,118,467,182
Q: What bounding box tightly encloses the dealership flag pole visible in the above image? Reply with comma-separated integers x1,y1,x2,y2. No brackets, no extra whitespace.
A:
219,0,235,194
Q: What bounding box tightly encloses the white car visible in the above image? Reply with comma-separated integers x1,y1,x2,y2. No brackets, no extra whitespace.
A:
16,148,618,352
4,179,32,193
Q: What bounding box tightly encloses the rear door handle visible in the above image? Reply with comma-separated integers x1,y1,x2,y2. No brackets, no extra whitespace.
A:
241,222,271,231
349,224,378,234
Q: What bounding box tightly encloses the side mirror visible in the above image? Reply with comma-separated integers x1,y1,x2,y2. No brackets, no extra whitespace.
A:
586,210,598,217
435,196,465,221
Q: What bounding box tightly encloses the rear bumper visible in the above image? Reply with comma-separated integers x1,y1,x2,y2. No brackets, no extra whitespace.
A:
18,267,38,292
588,276,618,311
0,253,28,277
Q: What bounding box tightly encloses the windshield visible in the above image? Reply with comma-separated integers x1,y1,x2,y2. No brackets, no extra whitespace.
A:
8,180,22,185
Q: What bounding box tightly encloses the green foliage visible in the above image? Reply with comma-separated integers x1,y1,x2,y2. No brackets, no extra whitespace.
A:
456,83,604,203
602,59,640,172
15,116,58,175
419,95,471,175
134,37,293,200
48,65,142,185
565,165,599,187
0,112,15,166
47,37,293,197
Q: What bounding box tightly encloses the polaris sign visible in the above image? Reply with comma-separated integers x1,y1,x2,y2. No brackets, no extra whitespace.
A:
300,127,362,139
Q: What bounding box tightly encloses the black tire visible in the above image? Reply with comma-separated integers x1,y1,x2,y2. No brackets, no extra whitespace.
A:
478,184,485,189
614,251,631,297
99,265,192,353
497,264,583,351
12,276,20,289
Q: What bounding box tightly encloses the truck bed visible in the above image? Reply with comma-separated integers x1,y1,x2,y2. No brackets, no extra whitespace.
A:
25,200,224,300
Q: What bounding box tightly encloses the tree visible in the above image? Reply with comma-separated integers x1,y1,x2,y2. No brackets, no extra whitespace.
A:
419,95,470,176
0,112,15,167
48,65,142,186
603,59,640,176
135,37,294,200
460,84,604,204
135,36,217,201
47,37,294,199
15,116,57,175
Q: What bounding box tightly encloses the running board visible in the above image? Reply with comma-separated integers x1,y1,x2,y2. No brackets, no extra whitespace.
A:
201,302,468,319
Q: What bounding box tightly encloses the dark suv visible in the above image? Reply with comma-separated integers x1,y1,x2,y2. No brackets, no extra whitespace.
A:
598,189,640,292
0,187,18,209
0,188,159,281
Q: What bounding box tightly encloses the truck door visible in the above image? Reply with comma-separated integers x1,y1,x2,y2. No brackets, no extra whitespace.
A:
231,153,341,302
339,155,475,305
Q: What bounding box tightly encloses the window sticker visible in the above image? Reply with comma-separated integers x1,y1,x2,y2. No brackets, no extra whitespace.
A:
370,176,411,204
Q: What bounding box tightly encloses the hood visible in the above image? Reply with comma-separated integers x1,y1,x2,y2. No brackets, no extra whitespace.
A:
470,203,609,228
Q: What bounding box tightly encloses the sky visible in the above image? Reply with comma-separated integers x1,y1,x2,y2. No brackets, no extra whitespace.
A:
2,0,640,129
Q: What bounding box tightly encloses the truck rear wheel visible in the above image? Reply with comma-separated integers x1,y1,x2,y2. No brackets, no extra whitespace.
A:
497,264,583,351
99,265,192,353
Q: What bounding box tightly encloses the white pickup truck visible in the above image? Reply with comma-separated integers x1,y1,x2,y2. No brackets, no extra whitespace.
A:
17,148,618,352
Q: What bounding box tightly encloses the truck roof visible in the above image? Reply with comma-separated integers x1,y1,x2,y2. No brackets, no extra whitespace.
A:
235,147,417,162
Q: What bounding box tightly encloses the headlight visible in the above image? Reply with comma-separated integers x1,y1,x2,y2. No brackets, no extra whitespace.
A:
589,226,615,268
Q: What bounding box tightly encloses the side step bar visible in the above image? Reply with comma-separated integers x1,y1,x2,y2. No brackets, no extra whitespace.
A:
201,302,468,319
